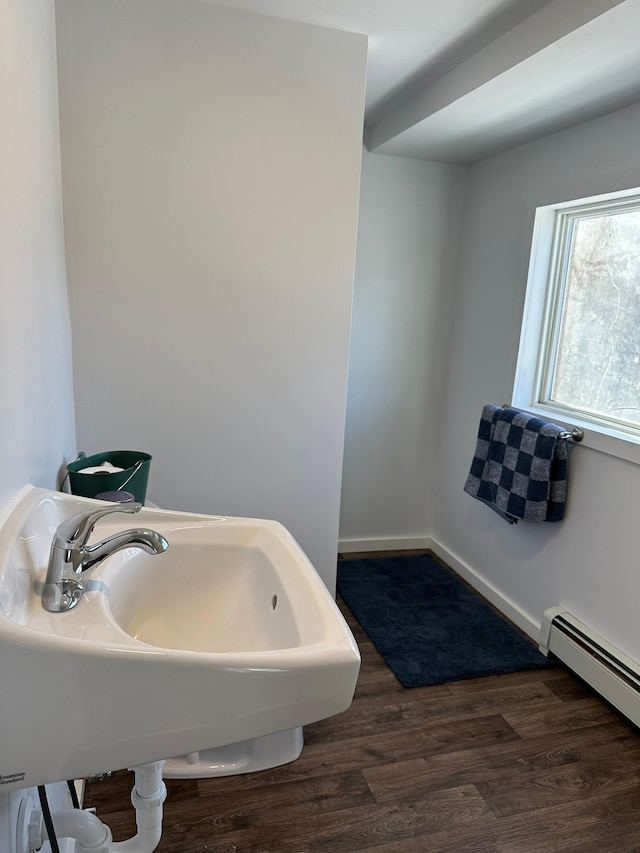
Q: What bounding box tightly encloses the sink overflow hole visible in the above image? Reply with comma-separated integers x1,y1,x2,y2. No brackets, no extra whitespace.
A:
271,594,278,611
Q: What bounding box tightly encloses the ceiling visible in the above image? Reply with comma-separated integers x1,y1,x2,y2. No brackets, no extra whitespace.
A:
202,0,640,164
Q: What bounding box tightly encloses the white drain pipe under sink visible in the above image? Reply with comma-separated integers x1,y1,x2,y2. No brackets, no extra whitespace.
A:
36,762,166,853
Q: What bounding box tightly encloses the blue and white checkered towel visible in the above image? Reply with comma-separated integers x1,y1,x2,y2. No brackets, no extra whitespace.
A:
464,404,568,523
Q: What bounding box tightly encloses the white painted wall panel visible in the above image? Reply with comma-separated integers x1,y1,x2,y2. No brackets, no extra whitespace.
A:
0,0,76,846
340,150,467,545
0,0,75,515
56,0,367,590
434,102,640,658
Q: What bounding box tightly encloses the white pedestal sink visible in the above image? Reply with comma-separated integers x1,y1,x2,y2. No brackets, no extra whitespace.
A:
0,487,360,792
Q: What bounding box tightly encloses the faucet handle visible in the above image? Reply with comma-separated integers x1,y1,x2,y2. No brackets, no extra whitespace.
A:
54,502,142,550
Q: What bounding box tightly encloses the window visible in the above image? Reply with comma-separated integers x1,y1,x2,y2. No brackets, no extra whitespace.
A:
513,186,640,463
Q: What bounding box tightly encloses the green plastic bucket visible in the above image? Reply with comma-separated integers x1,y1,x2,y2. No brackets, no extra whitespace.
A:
67,451,152,504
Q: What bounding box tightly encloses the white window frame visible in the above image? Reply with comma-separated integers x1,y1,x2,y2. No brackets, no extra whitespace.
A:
513,185,640,466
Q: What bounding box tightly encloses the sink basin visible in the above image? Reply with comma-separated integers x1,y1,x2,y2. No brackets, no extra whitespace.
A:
0,487,360,791
104,538,316,654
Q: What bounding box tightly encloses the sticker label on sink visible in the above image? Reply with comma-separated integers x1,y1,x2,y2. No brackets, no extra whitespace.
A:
0,771,26,785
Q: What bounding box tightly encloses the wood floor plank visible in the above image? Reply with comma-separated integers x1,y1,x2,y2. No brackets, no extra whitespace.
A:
476,762,638,817
543,672,595,702
351,665,405,698
363,719,640,802
503,696,621,737
305,679,564,748
356,785,640,853
161,770,375,834
158,784,493,853
477,758,640,817
444,665,563,695
196,726,436,791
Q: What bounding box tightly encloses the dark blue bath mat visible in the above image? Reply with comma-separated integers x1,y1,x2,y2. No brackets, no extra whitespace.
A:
337,553,552,687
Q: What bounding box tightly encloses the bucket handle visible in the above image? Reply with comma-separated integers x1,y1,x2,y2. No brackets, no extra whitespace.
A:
117,459,145,492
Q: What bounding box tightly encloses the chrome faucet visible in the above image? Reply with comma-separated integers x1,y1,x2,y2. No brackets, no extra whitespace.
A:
42,503,169,612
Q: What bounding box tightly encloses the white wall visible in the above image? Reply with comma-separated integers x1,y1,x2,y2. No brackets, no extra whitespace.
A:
339,150,467,548
56,0,367,590
1,0,76,848
0,0,75,514
433,102,640,660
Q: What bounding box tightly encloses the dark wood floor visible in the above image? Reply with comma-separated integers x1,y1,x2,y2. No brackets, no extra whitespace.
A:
85,552,640,852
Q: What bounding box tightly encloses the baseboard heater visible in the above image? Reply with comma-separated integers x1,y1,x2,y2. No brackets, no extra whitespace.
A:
539,606,640,728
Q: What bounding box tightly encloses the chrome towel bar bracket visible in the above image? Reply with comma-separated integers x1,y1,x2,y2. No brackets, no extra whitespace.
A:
558,427,584,443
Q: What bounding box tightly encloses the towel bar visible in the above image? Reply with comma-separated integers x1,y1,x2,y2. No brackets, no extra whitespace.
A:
501,405,584,443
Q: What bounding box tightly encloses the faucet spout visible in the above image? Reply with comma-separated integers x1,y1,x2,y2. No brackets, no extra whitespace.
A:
82,528,168,572
43,504,168,613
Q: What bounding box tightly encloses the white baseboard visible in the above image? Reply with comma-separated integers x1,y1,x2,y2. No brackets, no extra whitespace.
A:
338,536,433,553
429,537,540,641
